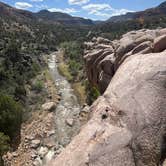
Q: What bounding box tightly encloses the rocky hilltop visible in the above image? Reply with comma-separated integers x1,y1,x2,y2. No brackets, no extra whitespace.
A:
84,28,166,93
49,28,166,166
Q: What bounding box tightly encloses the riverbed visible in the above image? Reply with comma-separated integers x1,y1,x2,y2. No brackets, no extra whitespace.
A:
43,51,82,165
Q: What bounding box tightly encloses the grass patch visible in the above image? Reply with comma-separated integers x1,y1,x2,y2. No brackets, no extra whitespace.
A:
72,82,86,105
43,70,53,82
31,80,44,93
58,63,73,81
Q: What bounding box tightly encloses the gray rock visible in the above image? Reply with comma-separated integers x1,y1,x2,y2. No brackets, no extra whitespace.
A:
25,136,34,141
65,118,74,127
6,152,13,161
33,160,40,166
31,154,38,160
46,142,56,149
12,152,18,157
47,130,55,137
38,147,48,158
42,102,56,111
31,140,41,149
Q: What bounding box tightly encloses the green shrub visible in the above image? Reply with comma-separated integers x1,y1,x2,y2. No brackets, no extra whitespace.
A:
15,85,26,100
60,41,84,81
58,63,73,81
60,41,84,63
0,94,22,138
32,80,44,92
0,132,10,165
32,62,41,73
85,81,100,105
0,68,8,81
69,60,81,77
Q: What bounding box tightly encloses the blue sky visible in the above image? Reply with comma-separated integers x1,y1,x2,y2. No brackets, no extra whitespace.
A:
1,0,166,20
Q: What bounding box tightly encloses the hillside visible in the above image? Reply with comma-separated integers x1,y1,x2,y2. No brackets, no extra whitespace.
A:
92,1,166,40
0,1,93,53
35,10,94,26
0,2,93,165
0,1,94,26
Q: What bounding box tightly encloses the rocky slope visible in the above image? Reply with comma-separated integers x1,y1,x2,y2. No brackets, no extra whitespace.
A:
49,28,166,166
2,69,60,166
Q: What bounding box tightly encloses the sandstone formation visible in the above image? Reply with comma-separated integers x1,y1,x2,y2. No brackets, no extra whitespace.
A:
49,28,166,166
84,28,166,93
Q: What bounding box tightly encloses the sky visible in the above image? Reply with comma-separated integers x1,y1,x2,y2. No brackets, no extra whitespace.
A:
1,0,166,20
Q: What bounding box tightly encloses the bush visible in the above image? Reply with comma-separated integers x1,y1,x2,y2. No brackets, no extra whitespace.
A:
58,63,73,81
0,94,22,138
0,68,8,81
60,41,84,81
69,60,81,77
0,132,10,165
60,41,84,63
85,81,100,105
15,85,26,99
32,80,44,92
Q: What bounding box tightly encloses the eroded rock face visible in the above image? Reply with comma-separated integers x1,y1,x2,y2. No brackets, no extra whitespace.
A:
49,29,166,166
84,29,166,93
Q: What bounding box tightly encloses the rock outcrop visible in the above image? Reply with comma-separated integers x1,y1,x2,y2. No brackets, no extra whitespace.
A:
49,29,166,166
42,102,56,112
84,28,166,93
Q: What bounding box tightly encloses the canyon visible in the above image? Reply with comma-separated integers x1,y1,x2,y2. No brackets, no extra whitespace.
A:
0,1,166,166
49,28,166,166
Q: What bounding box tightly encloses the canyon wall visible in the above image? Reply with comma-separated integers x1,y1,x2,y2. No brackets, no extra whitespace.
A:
49,28,166,166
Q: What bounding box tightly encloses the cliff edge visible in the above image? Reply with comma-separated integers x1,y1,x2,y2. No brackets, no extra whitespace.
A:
49,28,166,166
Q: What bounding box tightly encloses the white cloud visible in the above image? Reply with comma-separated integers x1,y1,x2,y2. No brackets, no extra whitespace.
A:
92,11,110,18
82,3,112,19
82,3,134,19
35,4,48,9
68,0,89,5
111,9,134,16
48,8,78,14
15,2,33,9
31,0,43,2
82,4,112,13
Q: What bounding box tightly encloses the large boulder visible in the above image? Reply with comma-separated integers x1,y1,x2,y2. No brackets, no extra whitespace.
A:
115,37,136,58
131,41,152,55
134,34,154,45
153,35,166,52
49,51,166,166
